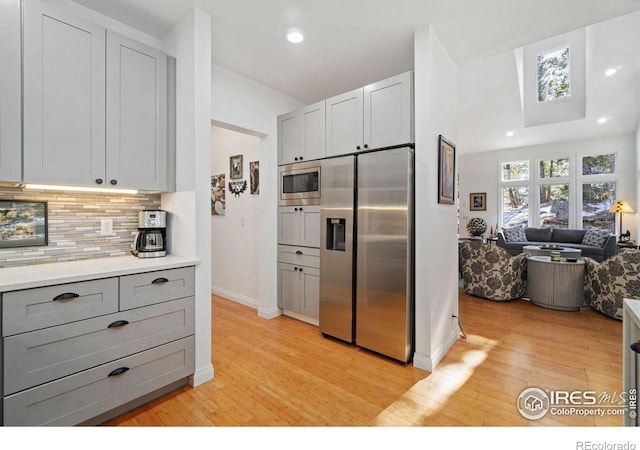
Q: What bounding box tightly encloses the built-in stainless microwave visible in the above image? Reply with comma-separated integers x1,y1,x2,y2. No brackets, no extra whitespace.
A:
278,161,321,206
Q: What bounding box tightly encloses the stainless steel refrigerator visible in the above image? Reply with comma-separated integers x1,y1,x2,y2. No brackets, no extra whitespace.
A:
319,146,414,363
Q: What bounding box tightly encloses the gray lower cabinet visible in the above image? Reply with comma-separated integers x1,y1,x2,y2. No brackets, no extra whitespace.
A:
1,266,196,426
277,246,320,319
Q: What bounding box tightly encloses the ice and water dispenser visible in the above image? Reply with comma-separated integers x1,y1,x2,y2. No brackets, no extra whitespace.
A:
326,218,346,251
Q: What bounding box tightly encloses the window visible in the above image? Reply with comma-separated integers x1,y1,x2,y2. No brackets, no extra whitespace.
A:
502,160,529,181
499,153,618,231
582,182,616,231
539,183,569,228
580,153,618,231
582,154,615,175
537,47,570,102
500,160,529,227
502,186,529,227
539,158,569,178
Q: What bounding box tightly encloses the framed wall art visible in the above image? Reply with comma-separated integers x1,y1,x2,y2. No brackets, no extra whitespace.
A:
230,154,243,180
211,174,226,216
0,200,48,248
250,161,260,195
470,192,486,211
438,135,456,205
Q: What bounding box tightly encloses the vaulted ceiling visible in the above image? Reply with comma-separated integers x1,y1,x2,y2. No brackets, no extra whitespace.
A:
72,0,640,154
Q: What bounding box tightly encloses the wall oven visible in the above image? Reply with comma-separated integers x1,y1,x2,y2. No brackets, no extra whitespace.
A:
279,161,321,205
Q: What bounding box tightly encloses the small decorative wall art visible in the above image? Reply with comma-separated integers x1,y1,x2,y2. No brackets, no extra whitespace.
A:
228,180,248,198
211,174,226,216
470,192,486,211
250,161,260,195
0,200,48,248
230,154,243,180
438,135,456,205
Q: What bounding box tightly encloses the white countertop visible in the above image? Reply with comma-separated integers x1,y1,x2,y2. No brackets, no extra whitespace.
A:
0,255,200,292
624,298,640,328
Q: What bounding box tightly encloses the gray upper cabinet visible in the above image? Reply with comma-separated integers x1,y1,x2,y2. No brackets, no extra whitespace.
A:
363,71,414,151
325,88,364,157
22,0,171,191
23,0,106,187
277,100,326,165
319,71,414,161
0,0,22,183
106,31,167,191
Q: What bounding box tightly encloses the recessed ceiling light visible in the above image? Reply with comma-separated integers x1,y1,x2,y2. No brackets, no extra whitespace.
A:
605,68,617,77
597,117,608,124
287,31,304,43
506,131,515,137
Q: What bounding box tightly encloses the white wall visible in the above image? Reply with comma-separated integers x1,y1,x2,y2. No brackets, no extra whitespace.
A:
210,64,304,318
458,134,637,240
413,25,460,372
161,8,213,387
211,126,263,307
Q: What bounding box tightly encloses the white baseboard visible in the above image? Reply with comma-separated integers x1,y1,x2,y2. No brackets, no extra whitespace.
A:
282,309,318,326
413,325,460,372
189,363,214,387
258,306,282,319
211,286,259,309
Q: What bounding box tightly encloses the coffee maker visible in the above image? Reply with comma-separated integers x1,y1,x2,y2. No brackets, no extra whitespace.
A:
132,210,167,258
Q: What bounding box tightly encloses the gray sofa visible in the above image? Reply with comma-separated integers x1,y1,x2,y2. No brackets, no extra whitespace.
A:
496,227,617,262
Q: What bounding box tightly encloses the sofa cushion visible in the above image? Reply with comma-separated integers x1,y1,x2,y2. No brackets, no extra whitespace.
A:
552,228,587,244
503,225,527,242
582,228,611,247
525,227,552,242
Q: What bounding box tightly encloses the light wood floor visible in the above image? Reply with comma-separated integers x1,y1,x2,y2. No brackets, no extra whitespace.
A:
104,291,623,427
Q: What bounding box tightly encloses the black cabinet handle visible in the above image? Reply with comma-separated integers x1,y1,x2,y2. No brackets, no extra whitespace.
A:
52,292,80,302
108,320,129,329
152,277,169,284
108,367,130,377
631,341,640,354
299,156,304,160
110,179,118,185
295,250,303,255
356,145,361,150
294,157,299,161
299,268,303,272
294,267,298,271
95,178,103,185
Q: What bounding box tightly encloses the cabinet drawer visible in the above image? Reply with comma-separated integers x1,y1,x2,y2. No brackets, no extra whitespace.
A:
4,336,195,426
277,245,320,268
119,266,195,310
2,278,119,336
4,297,194,395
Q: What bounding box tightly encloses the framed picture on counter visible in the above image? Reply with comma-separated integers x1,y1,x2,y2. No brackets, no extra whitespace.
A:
0,200,48,248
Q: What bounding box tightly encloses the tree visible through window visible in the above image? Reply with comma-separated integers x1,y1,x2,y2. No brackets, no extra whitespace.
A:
537,47,570,102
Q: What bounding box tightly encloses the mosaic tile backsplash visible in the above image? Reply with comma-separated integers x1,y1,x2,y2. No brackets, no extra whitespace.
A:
0,188,161,268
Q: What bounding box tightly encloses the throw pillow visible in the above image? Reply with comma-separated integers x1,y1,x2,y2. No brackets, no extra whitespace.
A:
503,225,527,242
581,228,611,247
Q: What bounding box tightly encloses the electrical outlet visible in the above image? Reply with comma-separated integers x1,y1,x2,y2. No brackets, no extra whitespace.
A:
100,218,113,236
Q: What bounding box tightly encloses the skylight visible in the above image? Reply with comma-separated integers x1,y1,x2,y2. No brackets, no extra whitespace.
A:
537,47,570,102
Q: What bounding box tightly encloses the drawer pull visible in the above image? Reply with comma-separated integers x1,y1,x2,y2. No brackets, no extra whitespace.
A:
52,292,80,302
107,320,129,329
152,277,169,284
108,367,130,377
295,251,303,255
631,341,640,354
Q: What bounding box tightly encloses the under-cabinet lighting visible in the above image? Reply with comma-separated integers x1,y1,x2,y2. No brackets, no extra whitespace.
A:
25,184,139,195
597,117,608,124
605,68,617,77
506,131,515,137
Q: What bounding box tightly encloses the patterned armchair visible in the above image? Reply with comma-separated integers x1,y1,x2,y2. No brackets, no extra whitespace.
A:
583,249,640,320
459,241,527,301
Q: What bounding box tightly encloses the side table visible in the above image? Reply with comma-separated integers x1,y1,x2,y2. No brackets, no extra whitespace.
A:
526,256,585,311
